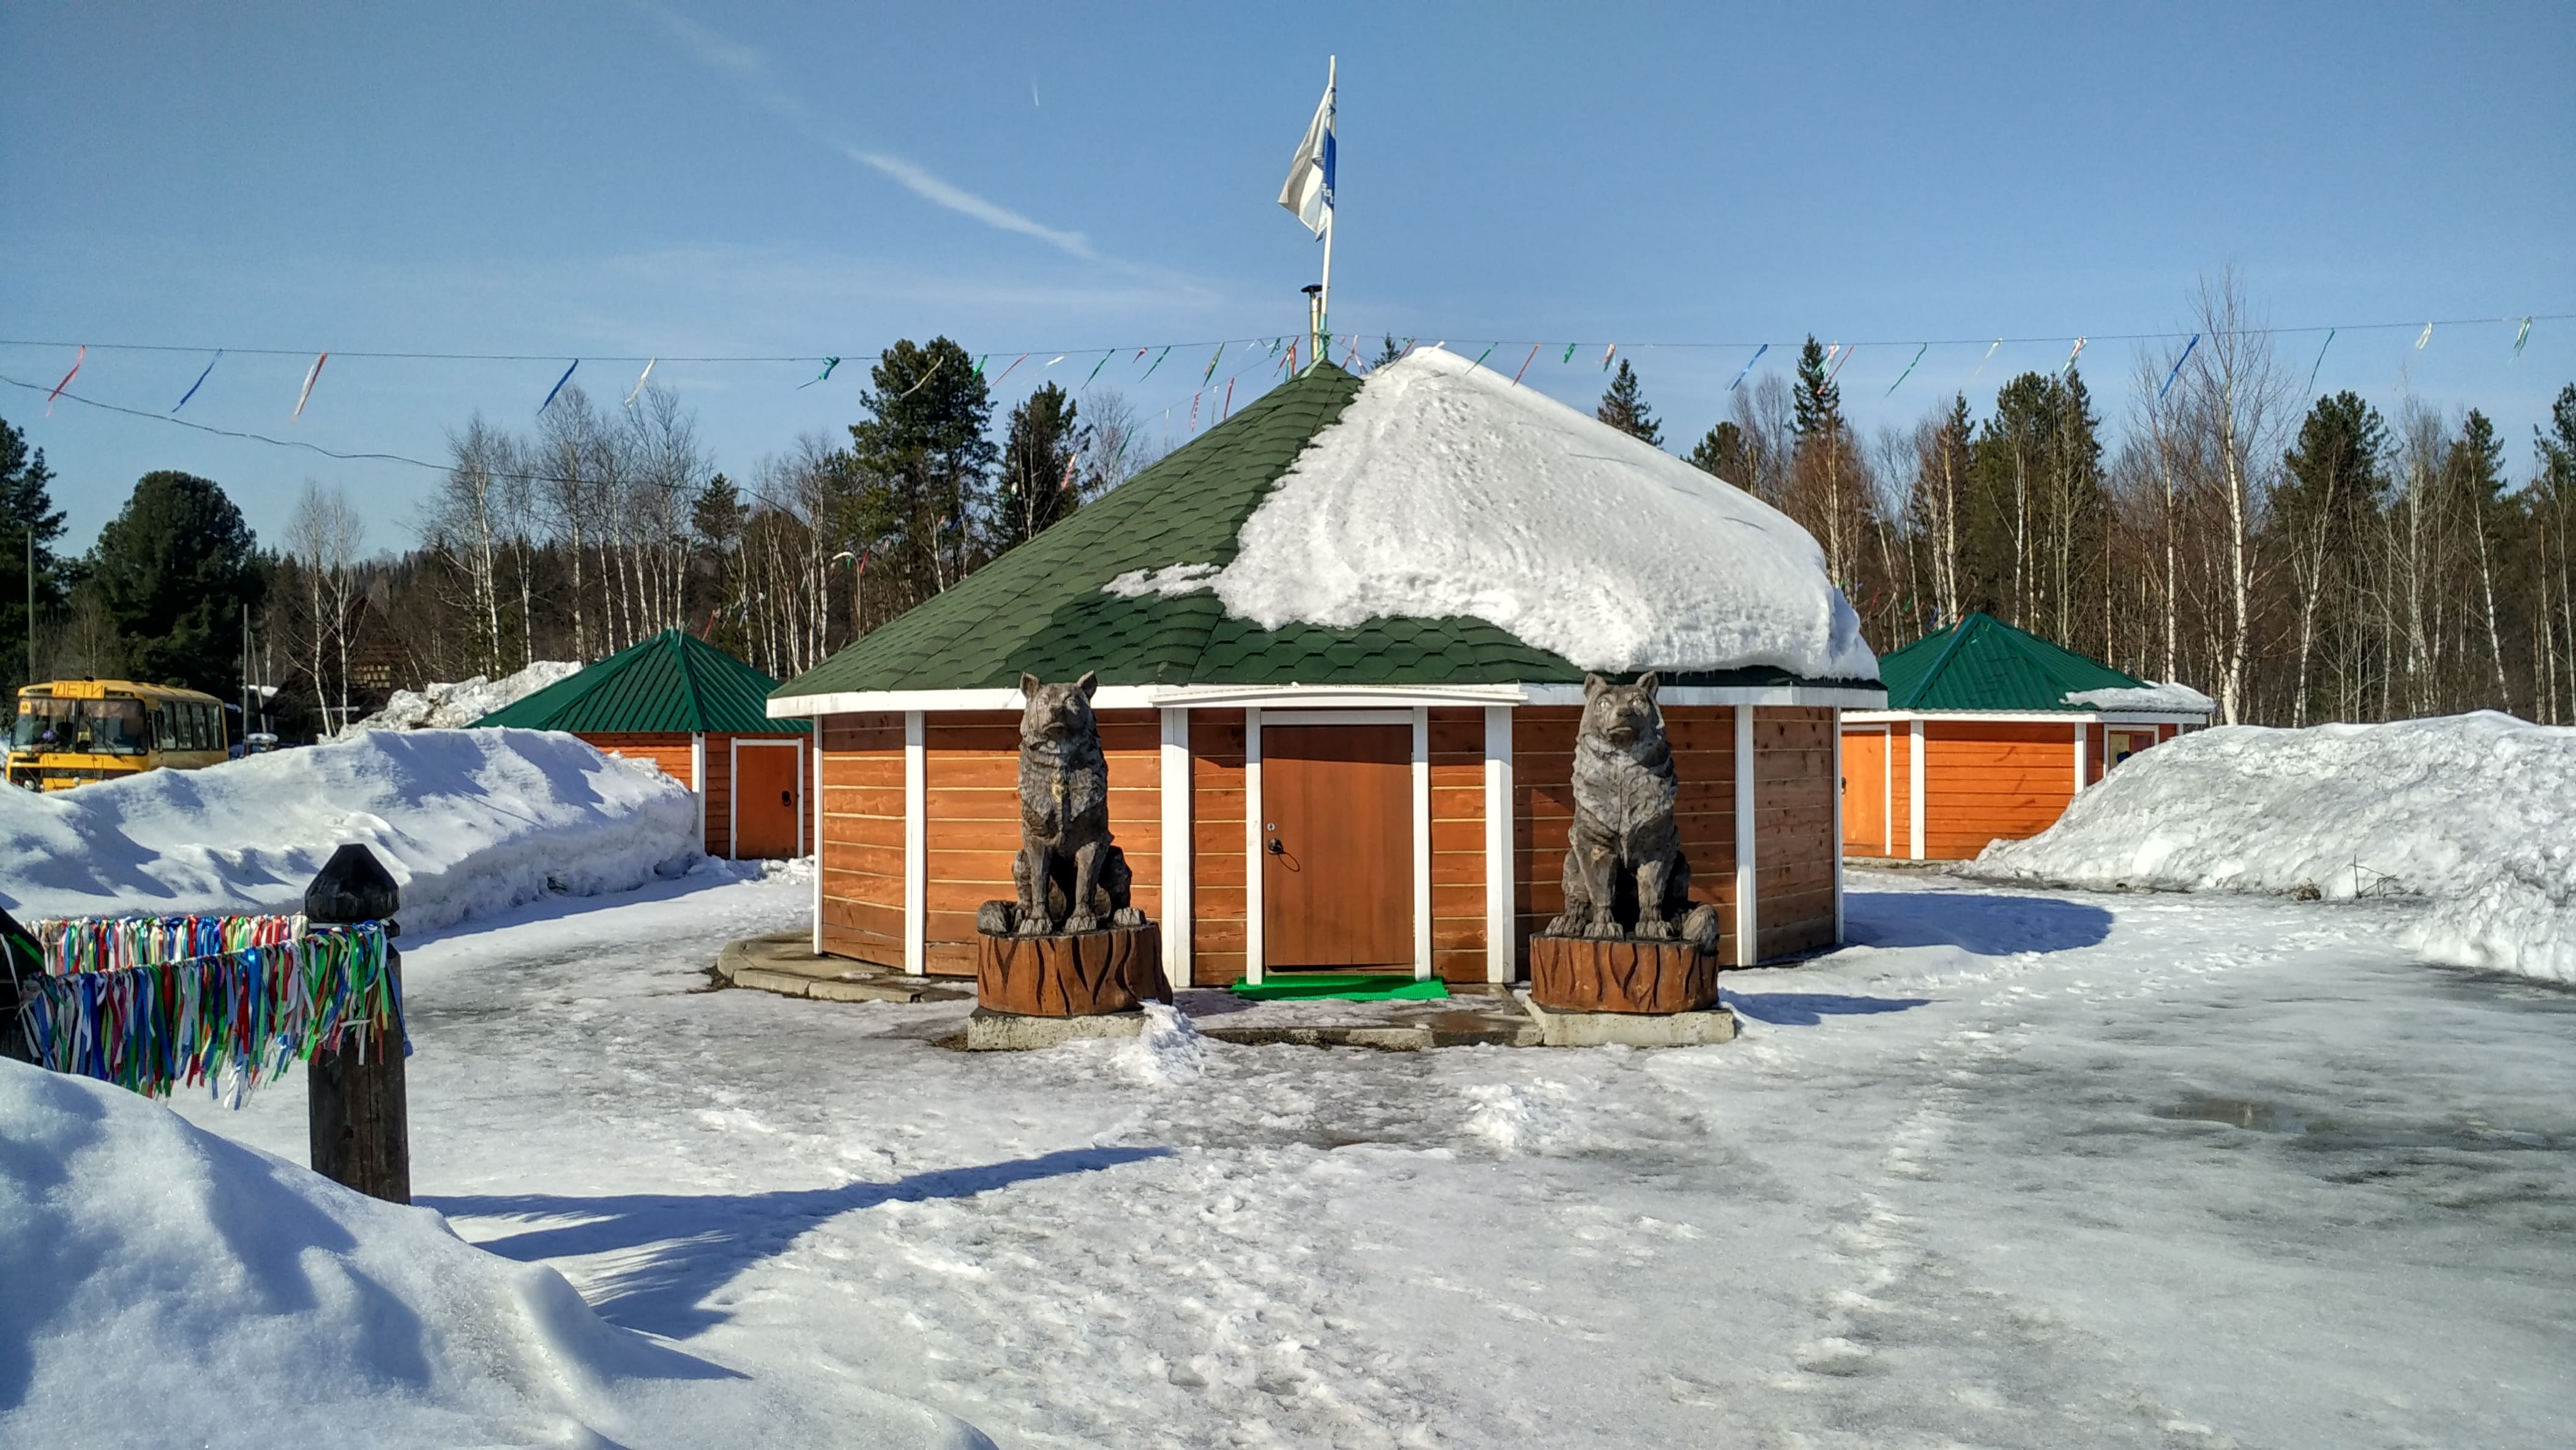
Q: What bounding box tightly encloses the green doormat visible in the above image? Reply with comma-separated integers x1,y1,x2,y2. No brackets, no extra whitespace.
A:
1228,974,1451,1002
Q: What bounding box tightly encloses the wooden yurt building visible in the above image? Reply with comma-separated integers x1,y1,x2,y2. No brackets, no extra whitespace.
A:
768,351,1886,987
1840,612,2214,862
476,629,814,859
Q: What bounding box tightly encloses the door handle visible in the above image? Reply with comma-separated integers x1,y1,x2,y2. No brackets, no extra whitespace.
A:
781,789,793,806
1266,837,1284,855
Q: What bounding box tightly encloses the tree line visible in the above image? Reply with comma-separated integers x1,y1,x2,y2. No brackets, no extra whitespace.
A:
6,276,2570,738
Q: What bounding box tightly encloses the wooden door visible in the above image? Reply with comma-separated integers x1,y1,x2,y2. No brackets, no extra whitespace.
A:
1262,724,1412,969
1842,727,1886,855
733,742,803,859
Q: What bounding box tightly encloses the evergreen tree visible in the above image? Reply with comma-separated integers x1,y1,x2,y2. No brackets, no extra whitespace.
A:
85,471,266,696
691,473,745,550
2447,409,2514,708
1687,421,1751,486
2277,391,2389,723
1372,336,1407,370
1791,336,1844,443
993,383,1090,550
0,415,67,689
2535,383,2576,497
847,338,997,603
1596,359,1663,446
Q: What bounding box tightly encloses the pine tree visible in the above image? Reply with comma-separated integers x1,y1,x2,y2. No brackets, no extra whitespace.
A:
1372,336,1406,370
1687,422,1751,486
847,338,997,602
86,471,266,695
993,383,1090,550
0,415,67,690
1791,336,1844,442
1597,359,1663,446
2278,392,2389,723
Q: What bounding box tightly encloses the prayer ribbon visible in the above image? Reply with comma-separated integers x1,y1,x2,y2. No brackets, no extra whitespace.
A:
1045,355,1065,368
1884,343,1926,397
993,353,1029,385
1140,345,1170,381
1201,344,1225,384
2062,337,2087,377
2512,317,2531,361
1222,376,1235,420
539,359,579,414
1600,343,1617,371
1968,339,2001,386
1728,342,1769,391
797,357,838,389
2304,330,2332,397
1084,352,1112,386
45,345,84,416
1511,343,1540,386
1470,342,1498,372
173,350,220,414
1188,391,1201,433
2415,323,2433,350
293,352,328,421
626,357,657,405
1827,344,1856,386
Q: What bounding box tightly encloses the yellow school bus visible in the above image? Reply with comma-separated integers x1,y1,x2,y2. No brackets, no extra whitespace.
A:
7,680,231,792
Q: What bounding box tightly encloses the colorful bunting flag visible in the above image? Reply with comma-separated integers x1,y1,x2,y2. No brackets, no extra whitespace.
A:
1884,343,1927,397
2304,330,2332,396
626,357,657,406
2415,323,2433,350
293,352,329,421
1600,343,1617,371
797,356,837,389
1511,343,1540,386
1728,342,1769,392
1470,343,1498,372
539,359,579,414
1141,345,1170,381
172,350,220,414
1084,351,1112,387
2161,334,2201,401
2512,317,2532,361
1201,343,1225,384
1969,339,2001,386
44,345,84,416
1562,343,1576,364
993,353,1029,385
2062,337,2087,377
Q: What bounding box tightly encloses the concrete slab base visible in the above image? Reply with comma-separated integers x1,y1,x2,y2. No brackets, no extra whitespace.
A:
1520,994,1737,1048
715,932,972,1004
963,1007,1148,1051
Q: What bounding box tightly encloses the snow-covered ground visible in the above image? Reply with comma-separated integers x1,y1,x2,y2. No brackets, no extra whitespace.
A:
0,729,701,931
347,659,583,732
1966,712,2576,983
153,867,2574,1449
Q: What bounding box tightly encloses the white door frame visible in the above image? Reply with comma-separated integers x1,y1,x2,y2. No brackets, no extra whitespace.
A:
1158,707,1194,991
1246,707,1434,982
730,737,807,860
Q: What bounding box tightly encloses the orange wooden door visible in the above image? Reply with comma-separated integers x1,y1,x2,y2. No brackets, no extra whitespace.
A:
733,743,803,858
1842,727,1886,855
1262,724,1412,969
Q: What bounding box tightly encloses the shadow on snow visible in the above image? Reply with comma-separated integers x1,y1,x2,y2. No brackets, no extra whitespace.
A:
425,1145,1171,1338
1843,890,2114,955
1720,990,1933,1026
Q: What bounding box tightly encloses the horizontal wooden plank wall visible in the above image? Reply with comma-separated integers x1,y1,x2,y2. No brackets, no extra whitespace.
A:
1921,721,2076,860
1189,710,1248,986
918,710,1161,976
1754,707,1838,959
817,713,905,968
1428,707,1488,983
1894,723,1916,858
1513,705,1738,966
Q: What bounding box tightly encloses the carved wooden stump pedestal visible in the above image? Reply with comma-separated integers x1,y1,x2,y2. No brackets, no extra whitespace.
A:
976,921,1169,1017
1528,934,1718,1015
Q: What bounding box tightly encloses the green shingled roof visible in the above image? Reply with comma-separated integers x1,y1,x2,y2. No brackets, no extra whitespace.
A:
773,362,1849,702
1877,612,2143,712
476,630,809,734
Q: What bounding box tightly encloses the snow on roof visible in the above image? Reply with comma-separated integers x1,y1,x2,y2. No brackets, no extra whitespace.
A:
2062,682,2217,714
1116,347,1877,680
347,658,583,732
1963,711,2575,983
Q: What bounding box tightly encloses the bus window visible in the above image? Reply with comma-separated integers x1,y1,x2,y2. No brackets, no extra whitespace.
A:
12,698,73,750
78,699,148,755
195,704,217,751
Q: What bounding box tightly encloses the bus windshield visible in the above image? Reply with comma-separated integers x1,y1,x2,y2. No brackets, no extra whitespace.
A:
10,697,149,756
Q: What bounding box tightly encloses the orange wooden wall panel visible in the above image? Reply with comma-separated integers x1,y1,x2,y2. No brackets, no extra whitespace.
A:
1754,707,1838,958
816,712,905,967
1513,705,1739,966
1918,720,2077,860
1427,707,1488,983
1189,710,1247,986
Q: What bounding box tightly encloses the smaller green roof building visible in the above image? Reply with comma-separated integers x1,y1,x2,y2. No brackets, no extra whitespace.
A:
477,629,812,860
1843,613,2214,863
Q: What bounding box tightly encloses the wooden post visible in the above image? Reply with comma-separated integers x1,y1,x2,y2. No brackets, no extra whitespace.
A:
304,843,410,1204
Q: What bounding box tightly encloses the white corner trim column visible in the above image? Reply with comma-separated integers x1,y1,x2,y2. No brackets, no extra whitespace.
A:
1881,723,1893,855
1734,705,1759,967
902,710,926,976
1242,707,1264,986
1412,707,1433,982
809,727,825,955
1909,719,1926,861
1831,710,1845,947
726,736,741,862
1159,707,1194,991
796,738,808,858
1482,705,1515,984
2073,721,2089,794
691,732,708,854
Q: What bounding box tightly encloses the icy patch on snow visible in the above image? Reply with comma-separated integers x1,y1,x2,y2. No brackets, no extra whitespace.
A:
1964,712,2576,982
2063,681,2216,713
1109,1002,1207,1086
1460,1080,1584,1156
0,728,700,931
0,1059,990,1449
1108,348,1877,679
348,659,583,732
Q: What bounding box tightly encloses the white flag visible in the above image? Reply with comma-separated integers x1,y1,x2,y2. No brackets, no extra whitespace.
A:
1277,64,1335,238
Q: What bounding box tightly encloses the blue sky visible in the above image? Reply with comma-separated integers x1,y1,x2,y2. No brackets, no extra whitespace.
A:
4,1,2570,554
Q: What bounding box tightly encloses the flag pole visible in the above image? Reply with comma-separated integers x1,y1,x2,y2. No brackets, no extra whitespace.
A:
1317,54,1335,363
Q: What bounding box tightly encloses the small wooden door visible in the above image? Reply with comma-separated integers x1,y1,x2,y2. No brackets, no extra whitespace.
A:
2105,729,2158,770
1843,727,1887,855
1262,724,1412,969
733,742,803,859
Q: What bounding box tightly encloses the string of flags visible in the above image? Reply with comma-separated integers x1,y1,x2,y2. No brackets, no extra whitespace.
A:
9,312,2563,430
17,914,405,1104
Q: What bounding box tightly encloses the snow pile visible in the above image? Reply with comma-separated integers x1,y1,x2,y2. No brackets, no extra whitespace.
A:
1963,712,2576,981
1104,347,1878,680
0,729,700,931
1459,1080,1584,1156
1106,1001,1207,1085
2063,681,2216,713
0,1059,991,1449
348,659,583,731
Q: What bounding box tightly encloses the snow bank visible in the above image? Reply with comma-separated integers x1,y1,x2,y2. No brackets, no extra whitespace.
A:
348,659,583,732
2063,681,2216,713
0,1059,991,1449
1110,348,1877,680
1962,712,2576,982
0,729,700,931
